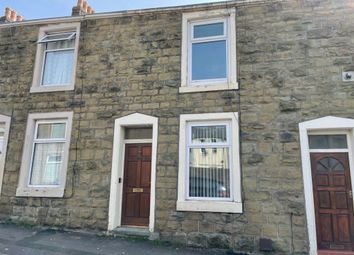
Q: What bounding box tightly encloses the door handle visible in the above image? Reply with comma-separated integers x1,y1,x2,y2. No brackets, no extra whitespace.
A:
349,190,352,198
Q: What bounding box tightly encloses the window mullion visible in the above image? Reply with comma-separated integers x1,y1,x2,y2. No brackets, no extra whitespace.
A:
44,48,75,53
33,140,66,144
191,36,227,44
188,143,229,148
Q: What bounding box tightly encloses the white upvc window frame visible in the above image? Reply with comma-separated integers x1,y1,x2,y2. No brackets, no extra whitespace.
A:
177,112,242,213
180,9,237,93
37,31,76,44
39,36,76,88
16,112,73,197
188,18,228,86
28,119,67,187
186,121,233,201
0,114,11,195
31,23,80,93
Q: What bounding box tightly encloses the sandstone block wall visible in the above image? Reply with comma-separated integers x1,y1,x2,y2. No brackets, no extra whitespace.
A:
1,0,354,254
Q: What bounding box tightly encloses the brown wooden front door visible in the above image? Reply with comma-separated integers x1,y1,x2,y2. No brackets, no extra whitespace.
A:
121,143,152,227
311,153,354,250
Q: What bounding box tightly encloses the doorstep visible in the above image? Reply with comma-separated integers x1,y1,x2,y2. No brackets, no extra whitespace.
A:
112,226,159,240
113,226,150,237
318,250,354,255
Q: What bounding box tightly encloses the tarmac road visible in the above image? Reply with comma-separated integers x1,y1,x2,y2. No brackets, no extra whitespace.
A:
0,223,228,255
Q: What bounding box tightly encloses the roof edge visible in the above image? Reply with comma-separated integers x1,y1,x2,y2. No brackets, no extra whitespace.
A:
0,0,279,28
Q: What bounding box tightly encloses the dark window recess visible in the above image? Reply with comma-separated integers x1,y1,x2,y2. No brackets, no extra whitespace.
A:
124,127,152,140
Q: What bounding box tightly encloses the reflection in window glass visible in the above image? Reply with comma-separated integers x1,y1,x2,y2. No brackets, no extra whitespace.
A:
30,143,63,185
39,32,75,43
192,40,226,80
193,22,224,38
41,38,75,86
317,157,344,172
188,123,231,199
309,135,347,149
189,147,230,198
191,125,227,144
42,49,75,86
124,127,152,139
37,123,66,139
31,121,67,186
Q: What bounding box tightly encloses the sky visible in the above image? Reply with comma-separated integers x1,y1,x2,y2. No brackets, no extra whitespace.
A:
0,0,227,20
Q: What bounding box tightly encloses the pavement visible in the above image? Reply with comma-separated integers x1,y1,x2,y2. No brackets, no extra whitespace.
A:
0,223,227,255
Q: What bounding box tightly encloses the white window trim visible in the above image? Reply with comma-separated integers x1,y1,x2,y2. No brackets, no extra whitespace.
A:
28,119,67,187
180,9,237,93
16,112,73,197
0,114,11,195
188,18,228,86
30,23,80,93
299,116,354,255
177,112,242,213
38,31,76,44
186,121,233,201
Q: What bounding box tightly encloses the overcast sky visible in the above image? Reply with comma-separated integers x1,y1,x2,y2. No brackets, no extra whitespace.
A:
0,0,227,20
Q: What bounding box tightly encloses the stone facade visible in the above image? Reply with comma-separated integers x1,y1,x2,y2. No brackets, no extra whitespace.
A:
1,0,354,254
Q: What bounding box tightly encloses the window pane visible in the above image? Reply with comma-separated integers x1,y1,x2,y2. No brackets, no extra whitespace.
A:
41,32,75,43
192,40,226,80
125,127,152,139
317,157,344,172
309,135,347,149
193,22,224,38
30,143,64,185
191,125,227,144
42,49,74,86
37,123,66,139
189,147,230,198
47,39,75,50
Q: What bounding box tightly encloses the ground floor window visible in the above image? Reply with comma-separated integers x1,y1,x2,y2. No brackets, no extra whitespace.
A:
177,112,242,213
0,114,11,195
16,112,73,197
188,122,231,200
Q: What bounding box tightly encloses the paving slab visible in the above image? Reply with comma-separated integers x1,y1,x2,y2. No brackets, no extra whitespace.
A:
0,224,227,255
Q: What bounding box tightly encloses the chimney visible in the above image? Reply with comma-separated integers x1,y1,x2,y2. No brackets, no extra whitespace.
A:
72,0,95,16
0,7,24,23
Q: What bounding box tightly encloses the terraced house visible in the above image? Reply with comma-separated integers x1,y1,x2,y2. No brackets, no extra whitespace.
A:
0,0,354,254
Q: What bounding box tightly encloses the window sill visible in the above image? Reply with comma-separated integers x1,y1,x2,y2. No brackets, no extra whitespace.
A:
179,82,238,93
16,187,65,197
30,85,74,93
176,200,243,213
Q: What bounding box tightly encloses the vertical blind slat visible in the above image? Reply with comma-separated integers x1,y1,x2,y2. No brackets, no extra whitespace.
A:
189,124,231,199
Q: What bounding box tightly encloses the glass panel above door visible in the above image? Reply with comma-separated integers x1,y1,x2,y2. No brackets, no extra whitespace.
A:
308,135,347,149
125,127,152,140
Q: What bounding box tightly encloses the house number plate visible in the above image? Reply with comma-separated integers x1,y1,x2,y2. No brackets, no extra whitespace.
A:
132,188,143,193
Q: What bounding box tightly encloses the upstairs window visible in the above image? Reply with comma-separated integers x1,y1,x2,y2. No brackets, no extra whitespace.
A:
180,9,237,93
31,23,80,93
38,32,76,86
190,19,227,83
